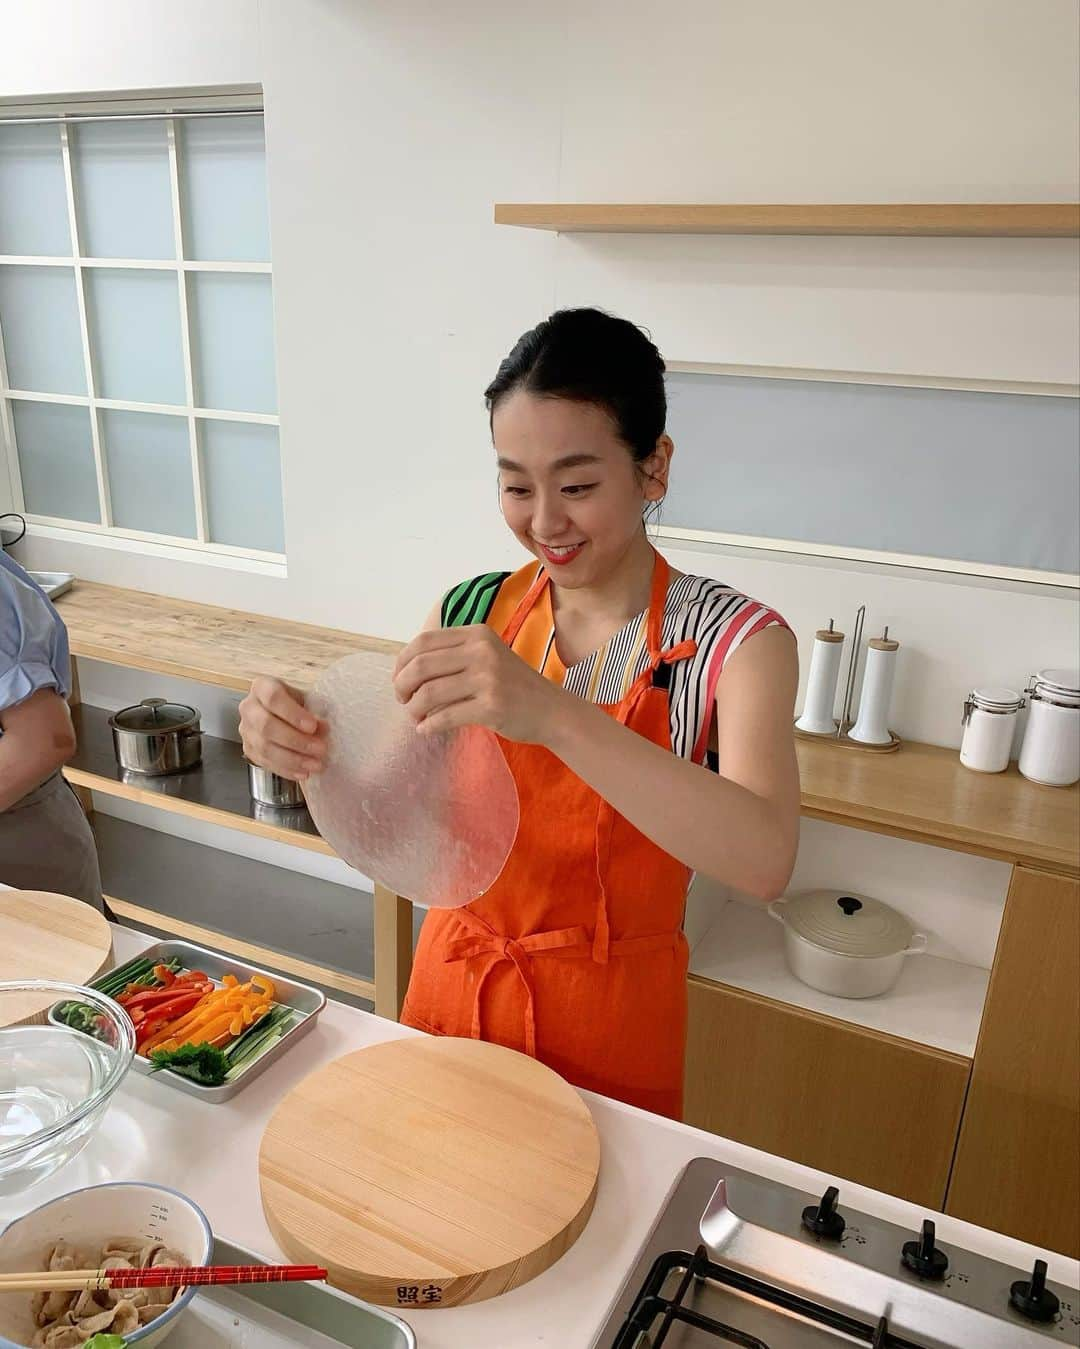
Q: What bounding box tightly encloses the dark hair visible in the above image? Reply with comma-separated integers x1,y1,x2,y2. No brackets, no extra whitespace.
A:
484,308,667,463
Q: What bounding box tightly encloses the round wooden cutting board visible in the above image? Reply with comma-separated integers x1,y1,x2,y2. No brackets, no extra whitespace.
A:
0,890,113,1025
0,890,112,984
259,1036,601,1309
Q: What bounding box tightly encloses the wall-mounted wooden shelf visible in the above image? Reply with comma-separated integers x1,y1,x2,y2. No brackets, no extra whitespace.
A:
493,203,1080,237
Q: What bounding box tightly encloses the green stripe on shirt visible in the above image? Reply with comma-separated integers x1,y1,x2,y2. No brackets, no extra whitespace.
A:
441,572,510,628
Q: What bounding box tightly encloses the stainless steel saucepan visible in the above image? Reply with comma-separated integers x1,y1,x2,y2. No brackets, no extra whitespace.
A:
247,761,306,808
109,697,202,776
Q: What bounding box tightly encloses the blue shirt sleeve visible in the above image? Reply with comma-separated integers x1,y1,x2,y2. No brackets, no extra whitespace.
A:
0,552,71,712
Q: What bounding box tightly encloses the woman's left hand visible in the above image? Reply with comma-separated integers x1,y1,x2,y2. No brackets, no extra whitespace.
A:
393,624,565,744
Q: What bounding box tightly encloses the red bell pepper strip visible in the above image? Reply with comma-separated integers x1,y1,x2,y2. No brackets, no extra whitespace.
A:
131,991,206,1047
120,982,211,1010
150,990,205,1015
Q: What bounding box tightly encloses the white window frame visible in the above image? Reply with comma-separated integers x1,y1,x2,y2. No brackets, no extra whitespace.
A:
659,360,1080,590
0,87,285,574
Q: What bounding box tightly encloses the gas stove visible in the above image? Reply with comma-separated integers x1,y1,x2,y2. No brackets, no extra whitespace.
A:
596,1159,1080,1347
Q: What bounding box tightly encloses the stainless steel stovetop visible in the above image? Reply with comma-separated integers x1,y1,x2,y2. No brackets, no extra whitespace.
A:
595,1158,1080,1347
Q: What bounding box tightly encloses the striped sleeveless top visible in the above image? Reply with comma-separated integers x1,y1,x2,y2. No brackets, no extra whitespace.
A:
443,564,789,765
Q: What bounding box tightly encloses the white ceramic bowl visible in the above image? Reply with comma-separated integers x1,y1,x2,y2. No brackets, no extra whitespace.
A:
0,1182,212,1348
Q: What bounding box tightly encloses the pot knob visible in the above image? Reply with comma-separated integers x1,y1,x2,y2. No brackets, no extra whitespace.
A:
901,1219,949,1280
801,1185,845,1240
1010,1260,1060,1322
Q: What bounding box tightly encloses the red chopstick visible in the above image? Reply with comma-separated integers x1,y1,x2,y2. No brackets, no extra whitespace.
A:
103,1264,327,1287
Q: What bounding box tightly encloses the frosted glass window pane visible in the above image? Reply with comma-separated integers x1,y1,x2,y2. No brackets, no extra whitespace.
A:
0,124,72,255
100,408,196,537
0,266,86,395
180,116,270,261
665,372,1080,575
189,272,277,413
201,419,284,552
85,268,185,405
72,120,175,259
12,400,99,523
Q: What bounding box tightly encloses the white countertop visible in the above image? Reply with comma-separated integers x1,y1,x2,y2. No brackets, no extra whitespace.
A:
4,925,1077,1348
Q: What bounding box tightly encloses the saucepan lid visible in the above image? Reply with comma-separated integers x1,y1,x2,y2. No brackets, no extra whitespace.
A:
303,653,519,908
109,697,201,734
779,889,914,958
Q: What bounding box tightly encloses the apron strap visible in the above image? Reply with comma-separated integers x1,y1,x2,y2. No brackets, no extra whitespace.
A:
500,564,549,647
444,909,679,1058
593,551,696,962
445,908,592,1058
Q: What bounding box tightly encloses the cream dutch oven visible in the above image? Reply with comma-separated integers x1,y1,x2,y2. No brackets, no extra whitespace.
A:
768,889,927,999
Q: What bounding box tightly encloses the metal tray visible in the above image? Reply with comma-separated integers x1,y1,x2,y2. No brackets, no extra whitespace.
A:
167,1238,416,1348
28,570,74,600
74,938,325,1103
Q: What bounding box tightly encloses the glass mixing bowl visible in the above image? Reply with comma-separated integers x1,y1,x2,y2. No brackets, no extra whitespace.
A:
0,981,135,1196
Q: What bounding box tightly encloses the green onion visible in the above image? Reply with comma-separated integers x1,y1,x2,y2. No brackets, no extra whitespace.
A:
224,1006,299,1080
55,956,184,1033
90,954,182,1000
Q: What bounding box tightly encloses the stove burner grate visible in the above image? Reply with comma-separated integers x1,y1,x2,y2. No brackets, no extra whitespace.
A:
609,1246,933,1348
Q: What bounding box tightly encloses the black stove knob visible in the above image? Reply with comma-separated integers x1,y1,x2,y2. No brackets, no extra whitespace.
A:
901,1219,949,1280
1010,1259,1060,1323
802,1185,845,1240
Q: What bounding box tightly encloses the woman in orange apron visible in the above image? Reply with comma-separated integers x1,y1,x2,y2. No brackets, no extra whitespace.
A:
240,308,800,1120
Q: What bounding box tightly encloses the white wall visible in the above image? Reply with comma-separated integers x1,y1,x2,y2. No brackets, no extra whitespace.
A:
6,0,1079,753
0,1,260,98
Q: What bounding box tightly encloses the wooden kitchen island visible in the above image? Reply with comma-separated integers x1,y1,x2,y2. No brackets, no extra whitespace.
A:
54,580,1080,1258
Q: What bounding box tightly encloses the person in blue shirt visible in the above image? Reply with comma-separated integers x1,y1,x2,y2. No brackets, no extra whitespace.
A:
0,550,103,910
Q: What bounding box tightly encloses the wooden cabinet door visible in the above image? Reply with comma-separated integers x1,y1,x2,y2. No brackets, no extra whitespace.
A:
946,866,1080,1257
685,976,970,1209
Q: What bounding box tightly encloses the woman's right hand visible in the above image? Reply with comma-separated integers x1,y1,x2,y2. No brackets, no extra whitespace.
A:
238,675,327,781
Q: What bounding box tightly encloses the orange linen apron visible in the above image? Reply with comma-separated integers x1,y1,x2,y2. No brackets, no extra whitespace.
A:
400,551,697,1119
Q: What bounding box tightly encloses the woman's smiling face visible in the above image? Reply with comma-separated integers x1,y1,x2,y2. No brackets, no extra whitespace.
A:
493,389,670,589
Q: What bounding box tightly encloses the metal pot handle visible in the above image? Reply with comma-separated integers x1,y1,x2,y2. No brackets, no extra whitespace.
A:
903,932,929,957
767,899,787,925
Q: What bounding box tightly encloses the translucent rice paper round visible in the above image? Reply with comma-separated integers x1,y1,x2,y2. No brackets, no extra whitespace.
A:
303,654,519,908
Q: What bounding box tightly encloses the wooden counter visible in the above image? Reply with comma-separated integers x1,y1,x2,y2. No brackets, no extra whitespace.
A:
54,579,400,694
797,736,1079,876
56,580,1079,876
